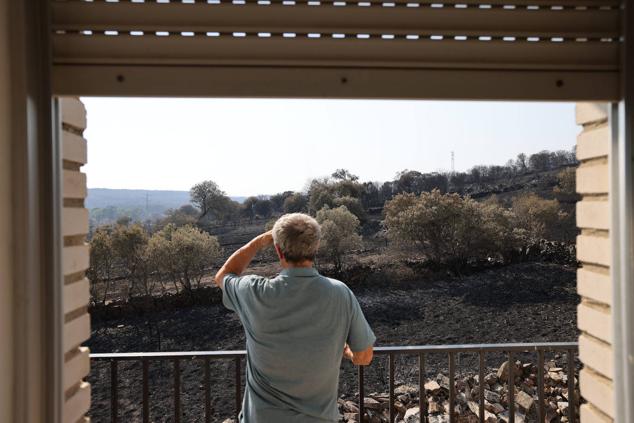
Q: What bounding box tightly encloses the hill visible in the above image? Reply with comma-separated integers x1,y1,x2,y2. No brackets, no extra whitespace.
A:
87,188,247,227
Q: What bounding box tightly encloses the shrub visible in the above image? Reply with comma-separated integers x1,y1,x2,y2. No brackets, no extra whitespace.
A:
383,190,515,266
333,196,366,223
147,224,222,293
316,206,363,273
87,226,115,305
111,223,154,297
283,193,308,213
511,193,568,243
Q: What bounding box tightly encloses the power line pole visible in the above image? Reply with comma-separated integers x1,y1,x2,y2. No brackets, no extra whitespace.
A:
451,151,455,174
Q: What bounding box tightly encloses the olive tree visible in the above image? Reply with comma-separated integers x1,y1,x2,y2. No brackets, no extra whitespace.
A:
383,190,512,266
511,193,568,243
87,226,115,305
190,180,236,222
316,206,363,274
111,223,154,298
283,193,308,213
148,224,222,293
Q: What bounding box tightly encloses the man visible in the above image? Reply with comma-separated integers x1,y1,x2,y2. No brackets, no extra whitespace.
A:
214,213,376,422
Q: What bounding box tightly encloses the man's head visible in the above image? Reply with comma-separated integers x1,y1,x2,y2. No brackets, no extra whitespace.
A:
271,213,321,267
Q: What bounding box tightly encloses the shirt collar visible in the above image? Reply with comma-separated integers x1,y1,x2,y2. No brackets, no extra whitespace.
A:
280,267,319,277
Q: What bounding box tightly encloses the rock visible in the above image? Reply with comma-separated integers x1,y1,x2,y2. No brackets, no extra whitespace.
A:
515,391,535,412
428,399,444,413
425,380,441,393
484,390,501,403
395,401,407,415
557,401,569,415
428,415,449,423
492,383,504,394
549,372,564,383
344,400,359,414
484,373,498,386
497,362,510,380
363,397,384,411
467,401,498,422
343,412,357,422
457,392,468,405
395,384,419,396
488,402,505,414
221,420,235,423
404,407,420,423
437,374,450,390
499,410,526,423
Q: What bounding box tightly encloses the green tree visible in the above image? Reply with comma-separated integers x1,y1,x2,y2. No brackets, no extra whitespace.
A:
316,206,363,273
87,226,115,305
158,204,199,229
283,193,308,213
333,196,366,223
148,224,222,293
111,223,154,297
553,167,579,202
270,191,294,213
190,180,229,220
511,193,567,243
383,190,510,266
253,198,273,218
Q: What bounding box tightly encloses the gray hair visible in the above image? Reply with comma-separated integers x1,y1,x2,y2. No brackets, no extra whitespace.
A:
272,213,321,263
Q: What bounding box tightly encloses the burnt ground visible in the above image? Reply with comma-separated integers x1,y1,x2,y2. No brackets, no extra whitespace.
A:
87,261,578,423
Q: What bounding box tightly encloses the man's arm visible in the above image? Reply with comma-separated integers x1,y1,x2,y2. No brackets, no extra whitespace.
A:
214,231,273,289
343,343,374,366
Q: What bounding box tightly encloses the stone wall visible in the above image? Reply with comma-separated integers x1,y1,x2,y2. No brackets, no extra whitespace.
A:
575,103,614,422
61,97,91,423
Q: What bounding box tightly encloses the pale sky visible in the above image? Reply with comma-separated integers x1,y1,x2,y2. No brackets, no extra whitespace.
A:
82,98,578,197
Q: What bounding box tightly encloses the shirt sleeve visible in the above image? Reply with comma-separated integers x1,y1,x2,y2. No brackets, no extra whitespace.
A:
221,273,244,312
346,290,376,352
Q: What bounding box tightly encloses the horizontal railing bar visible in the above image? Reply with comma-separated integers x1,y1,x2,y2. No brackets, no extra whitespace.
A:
91,350,248,360
372,341,579,353
90,342,578,360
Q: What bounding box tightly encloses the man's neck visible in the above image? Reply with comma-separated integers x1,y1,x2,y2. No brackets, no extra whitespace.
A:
281,260,314,269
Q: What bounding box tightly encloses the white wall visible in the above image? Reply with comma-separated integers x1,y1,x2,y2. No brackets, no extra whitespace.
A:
0,0,13,422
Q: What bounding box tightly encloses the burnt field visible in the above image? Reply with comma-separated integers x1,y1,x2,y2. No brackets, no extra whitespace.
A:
86,261,578,423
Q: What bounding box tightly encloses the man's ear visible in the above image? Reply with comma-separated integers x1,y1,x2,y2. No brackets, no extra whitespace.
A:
274,244,284,261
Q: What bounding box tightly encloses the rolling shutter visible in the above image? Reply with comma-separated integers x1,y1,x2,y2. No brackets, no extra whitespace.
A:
51,0,621,100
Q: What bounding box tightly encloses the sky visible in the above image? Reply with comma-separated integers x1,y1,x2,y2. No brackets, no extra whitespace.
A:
82,98,579,197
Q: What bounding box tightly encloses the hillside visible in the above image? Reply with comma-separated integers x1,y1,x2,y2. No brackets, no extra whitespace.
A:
87,188,247,226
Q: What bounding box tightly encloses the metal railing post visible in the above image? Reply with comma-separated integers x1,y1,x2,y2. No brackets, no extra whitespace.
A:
419,353,426,423
538,350,545,423
110,359,118,423
174,359,181,423
358,365,365,423
205,358,211,423
448,352,455,423
235,357,242,421
142,358,149,423
478,351,485,423
508,352,514,423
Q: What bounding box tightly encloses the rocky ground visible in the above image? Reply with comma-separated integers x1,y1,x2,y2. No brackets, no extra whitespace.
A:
86,261,578,422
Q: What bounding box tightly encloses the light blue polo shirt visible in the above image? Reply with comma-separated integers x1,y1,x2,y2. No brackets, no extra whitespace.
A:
222,267,376,423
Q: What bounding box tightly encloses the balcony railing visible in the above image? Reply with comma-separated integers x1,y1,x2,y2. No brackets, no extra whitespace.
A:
91,341,578,423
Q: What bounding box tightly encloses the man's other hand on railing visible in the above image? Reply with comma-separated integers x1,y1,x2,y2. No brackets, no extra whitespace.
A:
343,343,373,366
